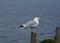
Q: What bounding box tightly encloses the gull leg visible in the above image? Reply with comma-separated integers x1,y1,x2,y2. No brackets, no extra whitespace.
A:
31,28,36,33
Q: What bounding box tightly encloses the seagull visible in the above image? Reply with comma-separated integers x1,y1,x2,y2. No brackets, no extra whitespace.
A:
19,17,40,33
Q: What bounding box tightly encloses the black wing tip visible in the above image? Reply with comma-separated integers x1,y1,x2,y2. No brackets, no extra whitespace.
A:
19,25,24,27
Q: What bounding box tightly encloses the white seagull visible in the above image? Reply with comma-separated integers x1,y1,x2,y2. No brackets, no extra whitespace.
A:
19,17,40,32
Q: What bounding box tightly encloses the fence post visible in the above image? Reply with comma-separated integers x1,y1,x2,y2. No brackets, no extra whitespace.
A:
31,32,36,43
55,27,60,43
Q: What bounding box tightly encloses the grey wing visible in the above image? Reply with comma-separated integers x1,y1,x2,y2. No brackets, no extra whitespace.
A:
24,20,37,27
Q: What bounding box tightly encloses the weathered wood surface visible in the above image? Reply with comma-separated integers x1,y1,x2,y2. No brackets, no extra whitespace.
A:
55,27,60,43
31,32,36,43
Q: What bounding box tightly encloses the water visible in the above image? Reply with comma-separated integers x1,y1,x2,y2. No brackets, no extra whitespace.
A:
0,0,60,43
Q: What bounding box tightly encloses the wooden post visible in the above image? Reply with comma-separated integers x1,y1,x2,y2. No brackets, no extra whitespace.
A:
31,32,36,43
55,27,60,43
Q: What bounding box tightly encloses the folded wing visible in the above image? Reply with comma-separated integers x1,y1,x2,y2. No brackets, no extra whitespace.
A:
23,20,38,28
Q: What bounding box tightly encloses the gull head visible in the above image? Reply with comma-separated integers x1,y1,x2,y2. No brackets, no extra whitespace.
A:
34,17,40,21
